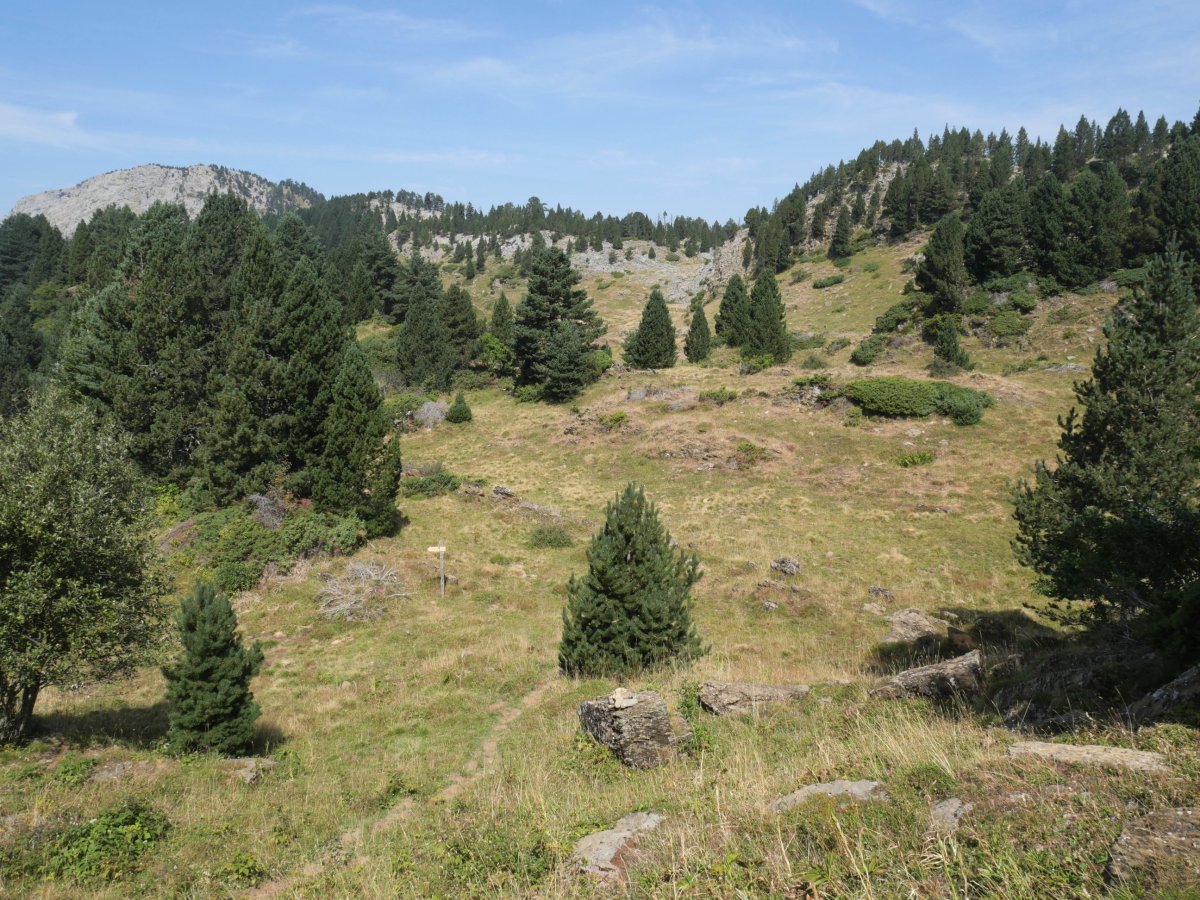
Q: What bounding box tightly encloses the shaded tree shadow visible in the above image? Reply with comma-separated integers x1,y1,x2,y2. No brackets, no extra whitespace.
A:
866,606,1183,733
251,721,288,756
34,700,171,750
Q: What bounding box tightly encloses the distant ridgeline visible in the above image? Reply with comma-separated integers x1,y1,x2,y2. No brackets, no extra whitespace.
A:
744,104,1200,283
294,190,739,258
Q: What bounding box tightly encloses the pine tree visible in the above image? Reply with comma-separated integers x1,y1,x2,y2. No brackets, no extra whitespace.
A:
915,214,969,314
534,322,589,403
930,315,971,373
715,274,751,346
1012,245,1200,643
396,287,454,391
163,582,264,756
446,391,473,424
490,292,514,346
742,270,792,363
559,483,704,677
441,284,481,368
360,435,403,538
1026,173,1071,284
684,302,711,362
829,206,852,259
392,251,441,324
274,258,348,487
513,247,605,392
310,343,387,512
964,181,1028,282
623,288,676,369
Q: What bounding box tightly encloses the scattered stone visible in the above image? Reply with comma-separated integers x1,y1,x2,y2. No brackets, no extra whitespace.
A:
771,557,801,576
574,811,665,881
862,602,886,615
882,608,950,646
1008,741,1169,773
578,689,683,769
1107,808,1200,884
223,757,279,785
91,760,163,782
1128,664,1200,726
698,681,809,716
772,779,887,812
492,484,517,499
871,650,983,700
868,585,894,602
761,600,779,612
930,798,974,833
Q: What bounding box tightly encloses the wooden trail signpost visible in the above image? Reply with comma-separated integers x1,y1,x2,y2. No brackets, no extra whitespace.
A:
427,541,446,596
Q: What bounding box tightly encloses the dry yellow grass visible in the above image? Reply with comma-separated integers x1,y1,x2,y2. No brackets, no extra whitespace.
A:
3,240,1196,898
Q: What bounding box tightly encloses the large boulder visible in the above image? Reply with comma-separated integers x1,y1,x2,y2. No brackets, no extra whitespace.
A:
771,557,801,576
698,681,809,716
871,650,983,700
882,608,950,646
1128,664,1200,726
574,811,665,881
578,689,685,769
1107,808,1200,885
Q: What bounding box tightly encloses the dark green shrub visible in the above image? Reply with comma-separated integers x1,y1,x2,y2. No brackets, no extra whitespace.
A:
800,352,827,369
874,298,925,332
399,472,461,497
1113,267,1148,288
988,309,1032,343
529,525,573,549
813,274,844,289
962,291,992,316
826,337,851,353
732,440,769,467
597,411,628,431
739,354,774,374
850,334,887,366
792,333,826,350
1009,290,1038,313
895,451,935,467
845,377,992,426
446,392,473,424
44,799,170,882
792,373,833,389
699,387,738,405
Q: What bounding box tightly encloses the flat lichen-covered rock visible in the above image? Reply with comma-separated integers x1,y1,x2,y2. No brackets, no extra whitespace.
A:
698,681,809,716
1008,740,1169,773
574,811,665,880
1107,808,1200,884
771,779,887,812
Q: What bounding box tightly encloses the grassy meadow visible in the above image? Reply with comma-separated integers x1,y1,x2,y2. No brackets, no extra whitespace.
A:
3,237,1197,899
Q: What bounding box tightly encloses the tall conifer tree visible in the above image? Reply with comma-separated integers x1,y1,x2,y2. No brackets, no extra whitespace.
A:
1013,245,1200,643
624,288,676,369
715,274,751,346
684,302,711,363
743,271,792,362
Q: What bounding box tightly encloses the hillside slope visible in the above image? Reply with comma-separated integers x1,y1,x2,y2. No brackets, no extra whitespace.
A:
5,164,321,236
4,234,1196,898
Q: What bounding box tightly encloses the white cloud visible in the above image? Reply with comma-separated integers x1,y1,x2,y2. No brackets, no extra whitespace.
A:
0,102,105,150
297,5,494,41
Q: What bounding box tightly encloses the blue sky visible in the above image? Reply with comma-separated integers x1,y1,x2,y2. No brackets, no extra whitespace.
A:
2,1,1198,222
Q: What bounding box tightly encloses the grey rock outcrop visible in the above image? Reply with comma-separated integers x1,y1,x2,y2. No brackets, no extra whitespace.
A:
772,779,886,812
578,689,684,769
882,608,950,645
930,798,973,833
871,650,983,700
1008,741,1169,773
574,811,665,880
698,681,809,716
7,164,318,236
771,557,801,576
1128,664,1200,726
1107,808,1200,884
